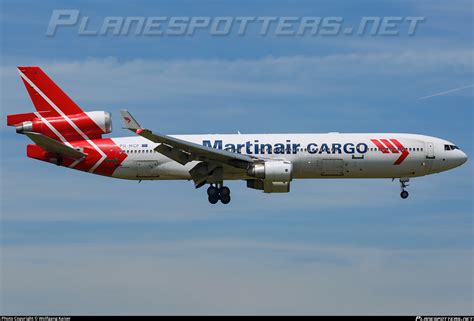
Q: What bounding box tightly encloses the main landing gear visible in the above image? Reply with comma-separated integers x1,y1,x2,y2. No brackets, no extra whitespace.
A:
399,178,409,199
207,183,231,205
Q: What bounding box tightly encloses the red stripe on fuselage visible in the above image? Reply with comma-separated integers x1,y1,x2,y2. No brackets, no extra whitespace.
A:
390,139,410,165
93,139,128,176
64,139,127,176
380,139,399,153
371,139,389,153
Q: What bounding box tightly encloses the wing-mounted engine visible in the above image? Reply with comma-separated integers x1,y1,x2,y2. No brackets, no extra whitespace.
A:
9,111,112,140
247,160,292,193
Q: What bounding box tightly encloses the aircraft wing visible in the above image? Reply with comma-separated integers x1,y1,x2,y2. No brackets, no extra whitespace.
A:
119,110,256,169
25,132,87,160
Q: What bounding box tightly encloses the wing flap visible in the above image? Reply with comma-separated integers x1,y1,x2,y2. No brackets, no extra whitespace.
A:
155,143,192,165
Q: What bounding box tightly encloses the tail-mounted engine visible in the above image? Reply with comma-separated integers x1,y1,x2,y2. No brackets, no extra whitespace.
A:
9,111,112,140
247,160,292,193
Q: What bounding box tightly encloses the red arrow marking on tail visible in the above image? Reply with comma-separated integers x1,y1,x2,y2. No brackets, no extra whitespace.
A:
390,139,409,165
371,139,389,153
124,117,131,123
380,139,399,153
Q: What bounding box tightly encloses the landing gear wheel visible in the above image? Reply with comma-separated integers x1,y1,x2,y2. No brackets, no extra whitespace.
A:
208,194,219,204
398,178,410,200
207,186,218,197
220,194,231,204
219,186,230,197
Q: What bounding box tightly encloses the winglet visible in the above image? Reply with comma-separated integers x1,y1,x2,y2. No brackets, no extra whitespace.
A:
119,109,142,131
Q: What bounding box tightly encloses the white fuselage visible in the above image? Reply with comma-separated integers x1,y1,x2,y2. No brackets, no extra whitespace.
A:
109,133,467,181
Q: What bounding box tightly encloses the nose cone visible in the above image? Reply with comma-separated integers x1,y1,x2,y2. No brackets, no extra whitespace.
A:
453,150,468,168
459,151,468,165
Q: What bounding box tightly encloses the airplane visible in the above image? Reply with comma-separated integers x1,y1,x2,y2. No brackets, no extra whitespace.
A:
7,66,468,204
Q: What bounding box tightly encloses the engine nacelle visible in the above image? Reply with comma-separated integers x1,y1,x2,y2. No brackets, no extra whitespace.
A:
247,180,290,193
247,160,292,182
84,111,113,134
15,111,112,140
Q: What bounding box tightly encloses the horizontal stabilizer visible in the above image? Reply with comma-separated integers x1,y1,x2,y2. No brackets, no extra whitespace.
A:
25,132,87,160
7,112,38,126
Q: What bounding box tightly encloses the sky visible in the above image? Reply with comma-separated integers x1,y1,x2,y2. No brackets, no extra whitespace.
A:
0,0,473,315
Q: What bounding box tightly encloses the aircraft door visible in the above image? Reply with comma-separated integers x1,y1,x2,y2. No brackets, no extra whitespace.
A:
137,160,159,178
321,159,344,176
426,142,435,159
425,142,441,172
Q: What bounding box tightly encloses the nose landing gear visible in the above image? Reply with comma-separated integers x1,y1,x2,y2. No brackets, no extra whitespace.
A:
399,178,409,199
207,183,231,204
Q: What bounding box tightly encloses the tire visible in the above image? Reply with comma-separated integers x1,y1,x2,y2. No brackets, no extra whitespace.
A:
400,191,409,199
220,194,231,204
208,194,219,204
219,186,230,196
207,186,218,197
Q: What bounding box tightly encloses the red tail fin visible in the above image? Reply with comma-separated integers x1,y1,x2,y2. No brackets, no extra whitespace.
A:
11,67,110,141
17,66,85,116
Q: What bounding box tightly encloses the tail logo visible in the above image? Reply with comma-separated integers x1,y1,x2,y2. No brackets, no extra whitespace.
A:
371,139,410,165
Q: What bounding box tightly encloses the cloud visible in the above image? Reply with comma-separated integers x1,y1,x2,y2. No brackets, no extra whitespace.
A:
1,49,472,112
1,240,472,315
418,84,474,100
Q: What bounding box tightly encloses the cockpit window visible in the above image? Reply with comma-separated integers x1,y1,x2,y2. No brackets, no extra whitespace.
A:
445,144,461,151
